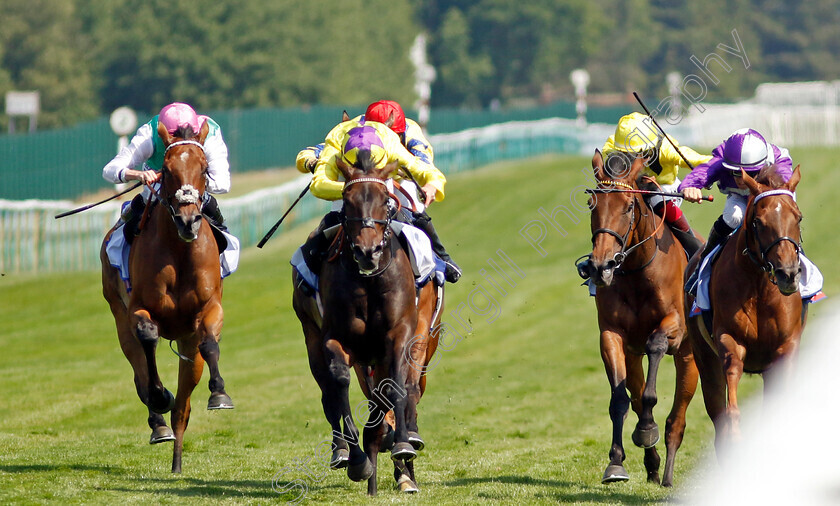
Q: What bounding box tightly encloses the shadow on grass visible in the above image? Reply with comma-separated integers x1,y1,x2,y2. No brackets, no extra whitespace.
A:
0,464,278,500
0,464,129,475
443,475,669,504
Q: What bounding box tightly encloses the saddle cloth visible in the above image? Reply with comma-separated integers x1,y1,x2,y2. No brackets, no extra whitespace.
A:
693,245,825,313
105,221,240,284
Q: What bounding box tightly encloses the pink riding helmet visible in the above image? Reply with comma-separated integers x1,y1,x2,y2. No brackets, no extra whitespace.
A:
159,102,202,135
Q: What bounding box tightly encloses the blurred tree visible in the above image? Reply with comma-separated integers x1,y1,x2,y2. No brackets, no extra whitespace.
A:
0,0,99,131
86,0,418,114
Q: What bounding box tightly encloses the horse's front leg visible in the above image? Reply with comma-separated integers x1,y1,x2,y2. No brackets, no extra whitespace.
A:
718,331,746,448
197,301,233,410
626,354,660,484
633,311,683,452
171,340,205,473
108,297,174,443
361,392,390,496
131,309,174,414
662,337,698,487
386,322,416,464
600,329,631,483
324,337,372,483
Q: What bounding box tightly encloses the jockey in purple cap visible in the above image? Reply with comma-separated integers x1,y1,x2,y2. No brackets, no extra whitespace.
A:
679,128,793,291
103,102,232,241
296,110,461,284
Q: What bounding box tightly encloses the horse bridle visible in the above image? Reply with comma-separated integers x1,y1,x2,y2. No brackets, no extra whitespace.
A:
586,181,659,272
149,140,208,222
743,189,802,276
341,177,395,277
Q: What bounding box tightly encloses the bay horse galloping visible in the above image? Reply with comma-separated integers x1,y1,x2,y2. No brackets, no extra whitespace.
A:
687,165,806,453
100,120,233,473
292,152,441,495
584,150,699,486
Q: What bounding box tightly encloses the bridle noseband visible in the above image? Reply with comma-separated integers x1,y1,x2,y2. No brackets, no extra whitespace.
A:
586,180,659,272
151,140,208,221
341,177,394,276
743,189,801,276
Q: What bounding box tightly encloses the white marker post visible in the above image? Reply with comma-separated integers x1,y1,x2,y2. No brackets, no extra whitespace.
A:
109,107,138,192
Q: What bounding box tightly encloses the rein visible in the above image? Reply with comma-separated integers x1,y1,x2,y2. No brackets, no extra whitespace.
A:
588,180,664,273
742,189,801,278
341,177,396,277
143,140,208,229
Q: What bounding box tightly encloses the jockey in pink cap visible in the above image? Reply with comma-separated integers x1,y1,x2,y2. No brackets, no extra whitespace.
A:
102,102,232,241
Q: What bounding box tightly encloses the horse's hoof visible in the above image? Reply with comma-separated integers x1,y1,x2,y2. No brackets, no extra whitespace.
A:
379,426,395,453
346,457,373,482
330,448,350,469
407,431,425,451
207,392,234,410
149,389,175,415
149,425,175,444
632,425,660,448
397,474,419,493
391,442,417,462
602,464,630,483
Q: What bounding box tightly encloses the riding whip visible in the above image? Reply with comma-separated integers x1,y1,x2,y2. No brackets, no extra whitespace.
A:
54,181,143,219
257,181,311,248
632,91,697,171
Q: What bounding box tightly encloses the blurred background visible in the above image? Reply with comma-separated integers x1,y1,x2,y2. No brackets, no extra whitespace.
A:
3,0,839,272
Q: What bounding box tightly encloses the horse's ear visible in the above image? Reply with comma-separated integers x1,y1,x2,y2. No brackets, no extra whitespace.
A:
384,111,396,129
592,149,605,180
342,110,350,122
197,119,210,144
786,165,801,192
742,169,762,196
627,155,647,183
371,160,398,181
157,121,173,147
335,156,356,181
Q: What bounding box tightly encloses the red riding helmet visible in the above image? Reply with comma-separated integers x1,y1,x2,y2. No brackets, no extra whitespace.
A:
365,100,406,134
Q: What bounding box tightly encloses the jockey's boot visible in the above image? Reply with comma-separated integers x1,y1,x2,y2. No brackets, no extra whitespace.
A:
684,218,731,294
670,225,703,259
411,211,461,283
301,211,342,274
202,194,227,232
121,194,146,244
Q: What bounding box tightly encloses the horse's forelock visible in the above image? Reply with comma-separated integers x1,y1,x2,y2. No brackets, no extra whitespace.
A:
171,125,198,141
354,149,377,173
755,164,786,188
604,151,636,181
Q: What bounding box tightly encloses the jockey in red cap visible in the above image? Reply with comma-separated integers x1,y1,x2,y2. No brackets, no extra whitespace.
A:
296,100,461,283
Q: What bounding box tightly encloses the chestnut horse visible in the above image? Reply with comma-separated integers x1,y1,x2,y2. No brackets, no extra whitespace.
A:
584,150,699,486
687,165,806,453
292,152,442,496
100,120,233,473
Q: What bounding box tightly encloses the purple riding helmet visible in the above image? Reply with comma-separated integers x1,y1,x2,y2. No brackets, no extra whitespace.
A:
721,128,769,173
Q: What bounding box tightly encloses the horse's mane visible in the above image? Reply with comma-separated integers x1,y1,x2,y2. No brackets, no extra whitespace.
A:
754,164,786,188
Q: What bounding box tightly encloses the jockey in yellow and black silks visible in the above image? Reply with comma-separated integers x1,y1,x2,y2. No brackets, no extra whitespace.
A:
296,101,461,283
577,112,712,283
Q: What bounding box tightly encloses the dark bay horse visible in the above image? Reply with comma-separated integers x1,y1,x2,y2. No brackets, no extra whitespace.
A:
292,153,442,495
687,165,806,453
584,150,699,487
100,120,232,473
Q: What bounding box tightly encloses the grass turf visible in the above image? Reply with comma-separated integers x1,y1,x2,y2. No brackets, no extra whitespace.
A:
0,148,836,504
